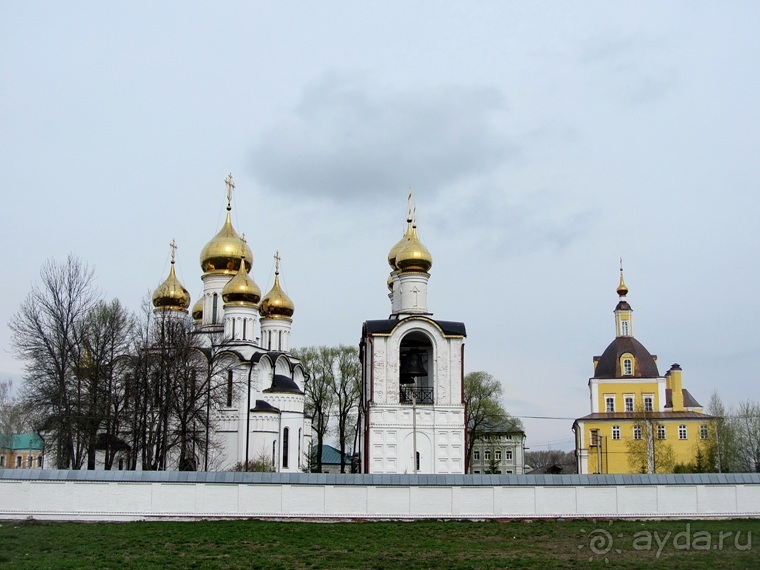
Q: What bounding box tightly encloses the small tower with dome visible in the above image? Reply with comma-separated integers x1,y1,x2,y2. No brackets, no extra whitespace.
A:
359,189,466,474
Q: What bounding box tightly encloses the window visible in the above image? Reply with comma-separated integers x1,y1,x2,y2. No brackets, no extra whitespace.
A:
16,456,22,468
621,320,630,336
0,456,5,467
623,358,633,375
679,425,687,440
473,450,480,461
590,429,600,446
505,470,513,474
612,425,620,440
473,470,481,474
700,424,709,440
484,450,491,461
27,456,33,468
633,425,642,440
505,450,513,461
644,395,654,412
226,370,233,407
415,451,420,471
282,428,289,468
605,396,615,412
625,395,634,412
657,425,666,439
37,456,43,468
212,293,218,324
495,450,502,460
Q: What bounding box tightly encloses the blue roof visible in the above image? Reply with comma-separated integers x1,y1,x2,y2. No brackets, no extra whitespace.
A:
1,434,43,451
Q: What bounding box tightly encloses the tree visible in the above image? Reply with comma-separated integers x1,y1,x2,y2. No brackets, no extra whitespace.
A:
332,346,361,473
292,346,335,473
706,390,736,473
9,255,98,468
0,380,36,446
463,371,522,469
732,400,760,472
525,450,576,472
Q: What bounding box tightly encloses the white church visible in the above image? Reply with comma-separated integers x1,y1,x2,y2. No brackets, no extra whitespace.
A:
151,175,311,472
359,193,467,474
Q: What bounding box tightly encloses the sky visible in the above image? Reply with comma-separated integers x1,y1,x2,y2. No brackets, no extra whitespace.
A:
2,2,759,452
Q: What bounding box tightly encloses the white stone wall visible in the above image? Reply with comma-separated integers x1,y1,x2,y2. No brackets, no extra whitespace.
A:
2,473,760,521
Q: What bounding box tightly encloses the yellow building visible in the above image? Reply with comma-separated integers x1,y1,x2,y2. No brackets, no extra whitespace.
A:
573,270,712,474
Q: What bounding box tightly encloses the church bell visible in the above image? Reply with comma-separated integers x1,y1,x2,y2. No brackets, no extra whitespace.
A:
399,349,427,384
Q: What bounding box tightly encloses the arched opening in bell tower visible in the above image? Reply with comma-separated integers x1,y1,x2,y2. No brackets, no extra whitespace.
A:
398,331,434,405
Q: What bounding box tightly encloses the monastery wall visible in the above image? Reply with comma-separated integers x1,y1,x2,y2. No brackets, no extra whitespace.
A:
1,471,759,521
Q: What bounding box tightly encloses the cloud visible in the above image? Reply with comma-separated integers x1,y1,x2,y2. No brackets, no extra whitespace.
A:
580,35,679,105
250,73,515,201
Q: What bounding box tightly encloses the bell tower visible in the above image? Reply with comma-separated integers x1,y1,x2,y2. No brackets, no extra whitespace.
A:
359,190,466,474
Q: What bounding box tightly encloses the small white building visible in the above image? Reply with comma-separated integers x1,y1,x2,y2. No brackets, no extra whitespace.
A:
359,192,466,474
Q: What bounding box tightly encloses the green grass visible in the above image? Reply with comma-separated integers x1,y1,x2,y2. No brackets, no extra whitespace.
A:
0,518,757,569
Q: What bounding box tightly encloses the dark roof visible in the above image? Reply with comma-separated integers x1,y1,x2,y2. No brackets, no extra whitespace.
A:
363,318,466,337
615,300,632,311
665,388,703,409
263,374,303,394
95,433,131,451
593,336,659,378
574,411,712,422
251,399,280,413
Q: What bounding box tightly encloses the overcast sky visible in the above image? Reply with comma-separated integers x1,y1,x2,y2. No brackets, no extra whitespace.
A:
2,2,759,451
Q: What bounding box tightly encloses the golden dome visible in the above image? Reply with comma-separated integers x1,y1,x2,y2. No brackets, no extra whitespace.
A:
260,252,295,319
152,243,191,311
222,255,261,306
199,175,252,275
395,222,433,273
617,265,628,297
191,297,203,322
388,217,413,270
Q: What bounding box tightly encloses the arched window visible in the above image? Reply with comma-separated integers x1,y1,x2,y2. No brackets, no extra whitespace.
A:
623,358,633,376
212,293,218,324
415,451,420,472
282,427,289,469
298,429,302,470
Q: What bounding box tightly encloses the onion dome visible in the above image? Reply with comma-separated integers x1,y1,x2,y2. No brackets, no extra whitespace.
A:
617,266,628,297
388,216,413,270
152,241,191,311
191,297,203,322
222,254,261,306
395,222,433,273
260,252,295,319
199,174,253,275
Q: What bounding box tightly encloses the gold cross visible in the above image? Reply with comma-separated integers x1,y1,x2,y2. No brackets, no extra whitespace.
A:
169,239,178,262
225,173,235,207
407,186,413,220
274,250,281,273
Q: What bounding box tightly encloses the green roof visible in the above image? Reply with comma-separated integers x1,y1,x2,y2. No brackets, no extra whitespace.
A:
0,434,43,451
312,444,350,465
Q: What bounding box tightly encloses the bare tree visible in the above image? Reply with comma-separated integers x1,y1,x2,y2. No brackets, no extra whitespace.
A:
9,256,98,468
732,400,760,472
292,346,335,473
464,371,522,469
333,345,361,473
706,390,736,473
